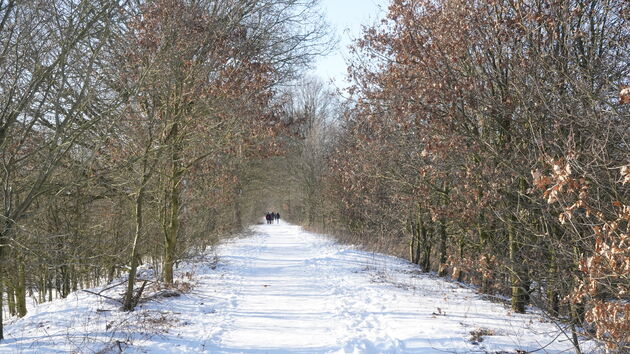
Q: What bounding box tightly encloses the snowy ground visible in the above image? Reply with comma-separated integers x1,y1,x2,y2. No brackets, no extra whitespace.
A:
1,222,599,353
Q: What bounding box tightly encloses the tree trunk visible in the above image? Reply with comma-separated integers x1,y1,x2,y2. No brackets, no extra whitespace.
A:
508,220,526,313
409,216,421,265
163,125,182,285
6,285,15,316
570,304,583,354
16,261,27,317
547,246,560,316
71,266,78,293
0,222,10,340
412,221,419,265
233,187,242,230
125,141,156,310
438,221,448,277
421,223,431,272
124,176,148,311
39,273,46,304
480,254,491,294
456,238,465,282
61,265,70,298
413,237,422,266
409,220,416,264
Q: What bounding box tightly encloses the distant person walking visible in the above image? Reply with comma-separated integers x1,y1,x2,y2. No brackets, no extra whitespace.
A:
275,212,280,224
265,212,272,224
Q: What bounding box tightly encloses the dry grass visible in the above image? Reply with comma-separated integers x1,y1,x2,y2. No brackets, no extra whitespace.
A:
468,327,496,343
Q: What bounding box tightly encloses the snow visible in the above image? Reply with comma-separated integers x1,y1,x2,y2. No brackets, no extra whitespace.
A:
1,222,600,353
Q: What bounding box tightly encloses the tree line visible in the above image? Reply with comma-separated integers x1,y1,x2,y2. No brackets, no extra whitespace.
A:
278,0,628,351
1,0,628,351
0,0,329,340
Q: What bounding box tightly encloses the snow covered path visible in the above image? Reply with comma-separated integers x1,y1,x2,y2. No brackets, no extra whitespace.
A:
1,222,596,353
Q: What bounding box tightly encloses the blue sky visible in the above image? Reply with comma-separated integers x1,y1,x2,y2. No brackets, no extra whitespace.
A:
312,0,390,89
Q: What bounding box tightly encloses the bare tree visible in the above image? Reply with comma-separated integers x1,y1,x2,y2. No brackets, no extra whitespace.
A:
0,0,121,339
